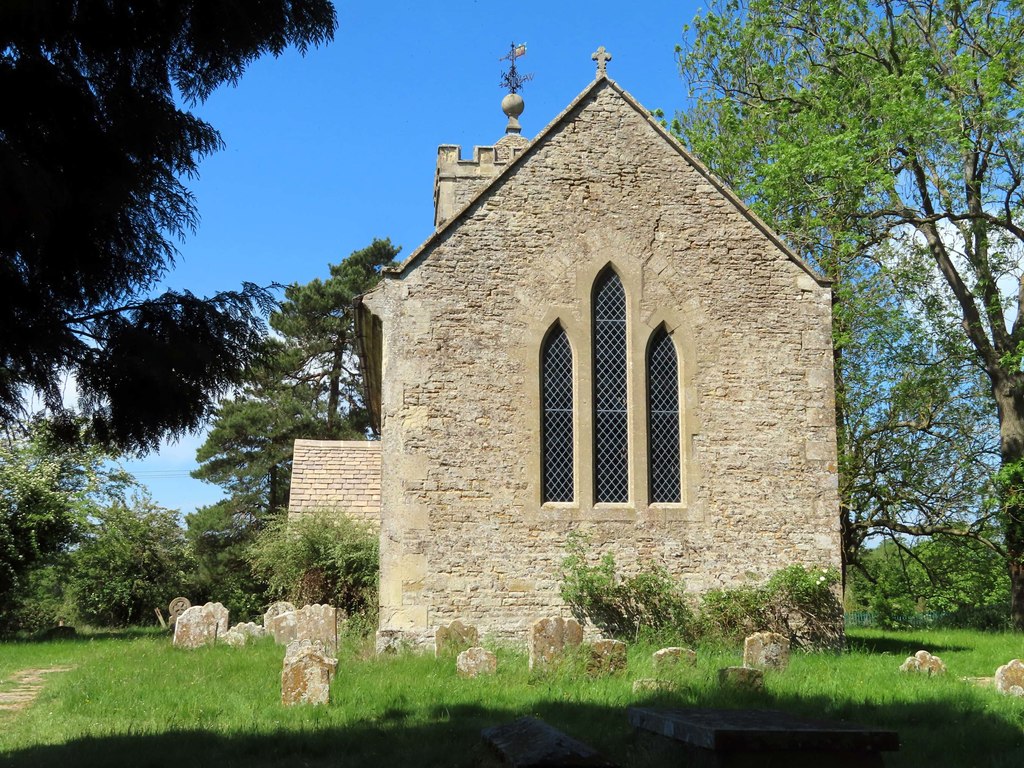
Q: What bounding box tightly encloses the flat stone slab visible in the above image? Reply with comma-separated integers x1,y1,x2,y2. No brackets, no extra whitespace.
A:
629,707,899,754
482,716,618,767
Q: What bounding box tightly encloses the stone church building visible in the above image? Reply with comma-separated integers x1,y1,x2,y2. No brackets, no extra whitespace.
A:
288,53,841,643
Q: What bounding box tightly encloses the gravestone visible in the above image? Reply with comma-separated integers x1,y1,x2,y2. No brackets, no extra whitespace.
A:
743,632,790,670
718,666,764,691
263,601,296,628
457,647,497,678
267,611,298,646
528,617,583,671
222,629,247,647
295,604,338,656
653,647,697,671
482,717,618,767
995,659,1024,697
435,620,479,657
633,678,678,694
628,707,899,767
281,640,337,706
167,597,191,627
899,650,946,676
587,639,627,676
173,602,228,649
231,621,267,641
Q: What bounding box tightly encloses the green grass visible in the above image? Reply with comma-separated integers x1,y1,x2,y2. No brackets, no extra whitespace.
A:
1,627,1023,766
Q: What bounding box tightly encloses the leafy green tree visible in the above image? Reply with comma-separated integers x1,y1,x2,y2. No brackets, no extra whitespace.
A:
850,534,1010,628
0,420,130,620
0,1,336,451
837,263,997,578
69,495,193,627
184,500,267,621
677,0,1024,623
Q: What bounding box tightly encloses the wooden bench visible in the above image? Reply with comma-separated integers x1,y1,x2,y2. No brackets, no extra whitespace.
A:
481,716,618,767
628,706,899,767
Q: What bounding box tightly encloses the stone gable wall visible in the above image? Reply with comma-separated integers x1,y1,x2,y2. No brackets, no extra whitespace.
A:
363,81,840,639
288,440,381,530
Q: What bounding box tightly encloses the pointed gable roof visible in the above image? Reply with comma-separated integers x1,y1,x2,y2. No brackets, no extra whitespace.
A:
383,75,829,286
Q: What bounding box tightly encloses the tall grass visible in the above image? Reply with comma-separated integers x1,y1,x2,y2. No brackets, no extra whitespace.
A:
1,628,1023,766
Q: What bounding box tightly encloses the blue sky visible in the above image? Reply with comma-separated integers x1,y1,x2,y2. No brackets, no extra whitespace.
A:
125,0,706,515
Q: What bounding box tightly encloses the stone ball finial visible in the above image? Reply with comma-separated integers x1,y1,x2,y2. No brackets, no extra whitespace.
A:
502,92,525,134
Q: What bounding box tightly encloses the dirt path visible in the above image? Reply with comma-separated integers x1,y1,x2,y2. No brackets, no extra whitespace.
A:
0,667,76,712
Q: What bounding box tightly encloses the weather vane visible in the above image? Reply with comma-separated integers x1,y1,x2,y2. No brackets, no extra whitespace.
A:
499,42,533,94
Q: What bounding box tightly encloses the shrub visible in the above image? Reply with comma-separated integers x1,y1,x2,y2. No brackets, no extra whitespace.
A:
559,533,693,642
69,497,194,627
247,511,378,625
559,536,842,649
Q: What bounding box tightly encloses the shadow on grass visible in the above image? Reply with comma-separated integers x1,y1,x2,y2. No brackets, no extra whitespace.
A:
845,635,972,656
4,689,1023,768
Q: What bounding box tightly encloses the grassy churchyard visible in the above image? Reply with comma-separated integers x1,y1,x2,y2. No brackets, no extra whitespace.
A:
1,627,1023,767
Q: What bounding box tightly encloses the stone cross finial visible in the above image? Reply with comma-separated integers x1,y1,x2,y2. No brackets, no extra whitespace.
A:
592,46,612,77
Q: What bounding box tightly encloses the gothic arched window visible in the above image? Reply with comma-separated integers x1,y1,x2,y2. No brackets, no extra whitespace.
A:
647,326,681,503
541,325,574,503
593,270,629,503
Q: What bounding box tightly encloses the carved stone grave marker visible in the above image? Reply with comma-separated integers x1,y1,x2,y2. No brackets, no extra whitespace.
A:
173,602,228,649
528,617,583,671
743,631,790,670
457,647,497,678
435,620,479,657
281,639,337,706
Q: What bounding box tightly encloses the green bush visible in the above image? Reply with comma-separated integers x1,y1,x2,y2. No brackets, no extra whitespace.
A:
69,497,194,627
560,536,842,649
559,533,693,642
247,511,378,625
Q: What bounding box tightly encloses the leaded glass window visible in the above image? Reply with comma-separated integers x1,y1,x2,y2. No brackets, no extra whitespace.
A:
593,270,629,503
541,325,574,503
648,326,681,503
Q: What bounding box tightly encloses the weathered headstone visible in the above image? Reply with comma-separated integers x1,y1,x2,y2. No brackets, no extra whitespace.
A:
231,621,268,641
222,630,246,647
281,640,337,706
167,597,191,627
435,619,479,657
528,617,583,671
633,678,678,694
267,611,298,646
718,666,764,691
587,639,627,676
899,649,946,676
743,631,790,670
295,604,338,656
173,602,228,649
375,629,404,655
457,646,497,678
482,717,617,767
653,647,697,671
221,622,267,647
263,601,296,628
995,659,1024,697
628,707,899,766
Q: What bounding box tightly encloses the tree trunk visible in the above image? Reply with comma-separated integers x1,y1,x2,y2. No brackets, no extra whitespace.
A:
992,377,1024,630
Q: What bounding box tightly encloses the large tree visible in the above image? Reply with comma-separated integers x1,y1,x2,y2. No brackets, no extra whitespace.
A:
188,240,397,614
0,1,336,451
677,0,1024,621
192,238,399,519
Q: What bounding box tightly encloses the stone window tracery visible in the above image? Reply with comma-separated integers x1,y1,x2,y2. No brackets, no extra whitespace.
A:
541,324,574,503
647,325,681,503
593,269,629,503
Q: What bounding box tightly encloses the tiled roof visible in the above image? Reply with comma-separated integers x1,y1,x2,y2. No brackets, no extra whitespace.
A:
287,439,381,528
